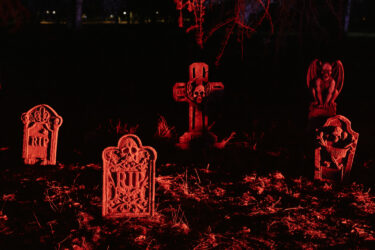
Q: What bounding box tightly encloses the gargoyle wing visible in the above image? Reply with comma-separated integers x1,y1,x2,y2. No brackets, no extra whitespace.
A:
307,59,321,89
332,60,344,95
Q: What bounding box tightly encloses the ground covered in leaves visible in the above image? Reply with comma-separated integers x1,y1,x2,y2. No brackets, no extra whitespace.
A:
1,155,374,249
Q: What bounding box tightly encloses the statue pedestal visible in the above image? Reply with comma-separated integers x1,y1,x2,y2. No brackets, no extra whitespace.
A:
176,131,218,150
308,103,336,120
307,103,337,132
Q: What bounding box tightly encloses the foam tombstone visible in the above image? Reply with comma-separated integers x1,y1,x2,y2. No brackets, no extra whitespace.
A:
21,104,63,165
314,115,359,182
173,62,224,149
102,134,157,217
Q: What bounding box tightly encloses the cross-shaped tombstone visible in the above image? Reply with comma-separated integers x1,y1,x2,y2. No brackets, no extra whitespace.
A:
173,62,224,149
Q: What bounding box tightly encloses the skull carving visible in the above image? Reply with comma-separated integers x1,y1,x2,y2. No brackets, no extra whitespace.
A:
332,126,347,143
120,138,139,162
193,85,205,104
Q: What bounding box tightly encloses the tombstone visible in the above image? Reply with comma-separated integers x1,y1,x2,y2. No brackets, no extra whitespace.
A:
173,62,224,149
102,134,157,217
306,59,344,127
21,104,63,165
314,115,359,183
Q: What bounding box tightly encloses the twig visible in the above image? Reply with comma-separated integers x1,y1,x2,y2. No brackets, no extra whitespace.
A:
33,211,42,229
184,168,189,194
73,173,81,185
283,206,304,211
45,190,58,212
57,234,72,249
194,168,201,184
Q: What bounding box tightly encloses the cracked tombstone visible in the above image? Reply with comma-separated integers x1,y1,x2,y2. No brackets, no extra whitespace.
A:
102,134,157,217
173,62,224,149
314,115,359,183
21,104,63,165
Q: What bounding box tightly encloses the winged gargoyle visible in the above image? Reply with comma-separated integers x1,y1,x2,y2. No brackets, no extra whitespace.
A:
307,59,344,109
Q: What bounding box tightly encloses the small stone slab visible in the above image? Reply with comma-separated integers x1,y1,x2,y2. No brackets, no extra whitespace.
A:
21,104,63,165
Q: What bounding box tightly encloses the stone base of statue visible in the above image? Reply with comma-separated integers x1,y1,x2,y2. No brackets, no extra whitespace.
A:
307,103,337,132
308,103,336,120
176,130,218,150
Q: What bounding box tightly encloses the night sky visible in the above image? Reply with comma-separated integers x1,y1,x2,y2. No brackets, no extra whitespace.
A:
0,0,374,161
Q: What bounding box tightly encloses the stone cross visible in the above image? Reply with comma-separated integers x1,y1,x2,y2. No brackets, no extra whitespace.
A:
173,62,224,148
21,104,63,165
102,134,157,217
314,115,358,183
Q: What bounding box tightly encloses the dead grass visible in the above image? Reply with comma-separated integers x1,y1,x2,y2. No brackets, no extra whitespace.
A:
0,155,374,248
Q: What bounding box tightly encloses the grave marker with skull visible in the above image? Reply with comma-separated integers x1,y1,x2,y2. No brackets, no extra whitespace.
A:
314,115,358,182
173,62,224,149
102,134,157,217
21,104,63,165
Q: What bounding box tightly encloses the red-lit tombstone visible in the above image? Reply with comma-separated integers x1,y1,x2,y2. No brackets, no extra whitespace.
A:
307,59,344,120
102,134,157,217
21,104,63,165
314,115,359,183
173,62,224,149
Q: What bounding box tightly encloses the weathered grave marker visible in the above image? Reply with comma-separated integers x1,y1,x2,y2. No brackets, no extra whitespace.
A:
307,59,344,121
173,62,224,149
314,115,358,182
21,104,63,165
102,134,157,217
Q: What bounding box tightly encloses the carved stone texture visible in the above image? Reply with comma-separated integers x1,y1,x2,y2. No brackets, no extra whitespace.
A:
307,59,344,120
173,62,224,149
102,134,157,218
21,104,63,165
314,115,358,183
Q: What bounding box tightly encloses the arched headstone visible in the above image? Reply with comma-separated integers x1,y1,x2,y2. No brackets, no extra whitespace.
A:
102,134,157,217
21,104,63,165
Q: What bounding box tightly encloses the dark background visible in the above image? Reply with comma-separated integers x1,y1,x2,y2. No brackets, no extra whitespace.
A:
0,0,374,168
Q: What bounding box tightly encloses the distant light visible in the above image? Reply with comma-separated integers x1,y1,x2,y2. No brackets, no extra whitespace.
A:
123,11,127,15
46,10,50,14
156,11,159,15
362,17,366,21
82,14,87,19
110,14,114,18
52,10,56,15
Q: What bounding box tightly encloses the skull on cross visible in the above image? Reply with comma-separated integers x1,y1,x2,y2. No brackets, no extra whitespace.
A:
193,85,205,103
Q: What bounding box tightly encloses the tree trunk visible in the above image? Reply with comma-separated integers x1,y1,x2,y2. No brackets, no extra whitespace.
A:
344,0,351,32
74,0,83,29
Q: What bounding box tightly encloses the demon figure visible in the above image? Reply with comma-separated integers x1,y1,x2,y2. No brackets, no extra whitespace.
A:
307,59,344,120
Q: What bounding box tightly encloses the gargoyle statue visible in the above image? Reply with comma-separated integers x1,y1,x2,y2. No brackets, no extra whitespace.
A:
307,59,344,118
